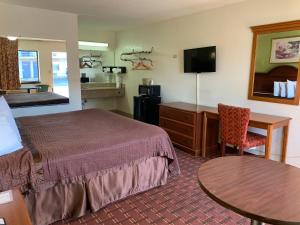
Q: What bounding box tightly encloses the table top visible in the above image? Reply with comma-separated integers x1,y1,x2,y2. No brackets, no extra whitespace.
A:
19,86,40,90
0,189,32,225
160,102,291,125
198,156,300,225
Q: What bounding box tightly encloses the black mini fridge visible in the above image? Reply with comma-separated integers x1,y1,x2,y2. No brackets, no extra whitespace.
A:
133,85,161,125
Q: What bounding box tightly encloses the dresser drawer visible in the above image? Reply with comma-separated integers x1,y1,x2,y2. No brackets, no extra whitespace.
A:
165,129,194,149
160,106,195,124
160,118,194,137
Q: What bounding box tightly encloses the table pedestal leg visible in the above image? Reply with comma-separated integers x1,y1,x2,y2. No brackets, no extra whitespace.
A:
251,219,264,225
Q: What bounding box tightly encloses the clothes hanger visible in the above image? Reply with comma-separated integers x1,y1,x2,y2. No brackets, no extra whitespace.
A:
133,61,152,70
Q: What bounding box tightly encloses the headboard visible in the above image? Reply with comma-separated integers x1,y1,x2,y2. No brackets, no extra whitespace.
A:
253,66,298,94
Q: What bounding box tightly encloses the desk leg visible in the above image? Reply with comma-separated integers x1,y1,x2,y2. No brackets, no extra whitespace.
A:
202,112,207,158
281,124,289,163
265,125,273,160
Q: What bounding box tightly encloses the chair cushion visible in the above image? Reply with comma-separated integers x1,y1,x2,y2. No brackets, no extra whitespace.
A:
243,131,266,149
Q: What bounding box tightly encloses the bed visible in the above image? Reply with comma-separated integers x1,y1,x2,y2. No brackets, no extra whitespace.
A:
4,92,69,108
253,65,298,96
0,109,180,225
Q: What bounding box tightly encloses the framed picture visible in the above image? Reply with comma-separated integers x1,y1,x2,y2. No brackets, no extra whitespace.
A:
270,36,300,63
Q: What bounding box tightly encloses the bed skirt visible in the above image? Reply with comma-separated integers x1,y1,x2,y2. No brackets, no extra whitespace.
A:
24,157,169,225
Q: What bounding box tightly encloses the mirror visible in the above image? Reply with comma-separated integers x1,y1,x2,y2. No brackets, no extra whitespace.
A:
1,37,69,108
78,43,115,84
248,20,300,105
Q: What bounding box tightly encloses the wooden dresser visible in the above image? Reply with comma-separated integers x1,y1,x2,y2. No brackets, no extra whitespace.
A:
159,102,219,156
160,102,291,162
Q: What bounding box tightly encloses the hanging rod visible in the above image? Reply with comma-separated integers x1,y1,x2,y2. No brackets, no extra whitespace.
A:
120,47,154,56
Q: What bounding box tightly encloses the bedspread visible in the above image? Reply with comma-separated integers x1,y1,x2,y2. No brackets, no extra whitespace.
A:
17,109,180,190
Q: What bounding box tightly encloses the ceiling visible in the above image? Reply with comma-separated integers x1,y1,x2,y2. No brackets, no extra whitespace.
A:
0,0,246,30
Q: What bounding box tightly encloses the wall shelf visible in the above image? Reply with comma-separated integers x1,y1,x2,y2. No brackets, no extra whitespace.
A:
102,66,127,74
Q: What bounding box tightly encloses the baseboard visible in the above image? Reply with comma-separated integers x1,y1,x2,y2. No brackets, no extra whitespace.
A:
110,110,133,118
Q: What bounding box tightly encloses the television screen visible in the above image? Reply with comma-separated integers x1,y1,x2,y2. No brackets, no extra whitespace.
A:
184,46,216,73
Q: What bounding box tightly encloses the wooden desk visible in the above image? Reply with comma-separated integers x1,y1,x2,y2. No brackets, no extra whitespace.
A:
202,107,291,163
198,156,300,225
159,102,291,162
0,189,32,225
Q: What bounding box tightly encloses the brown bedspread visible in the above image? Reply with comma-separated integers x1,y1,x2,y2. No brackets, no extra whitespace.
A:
0,148,34,192
17,109,180,190
4,92,69,108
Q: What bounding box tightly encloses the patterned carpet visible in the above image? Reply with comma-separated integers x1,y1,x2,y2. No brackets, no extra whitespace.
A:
56,150,250,225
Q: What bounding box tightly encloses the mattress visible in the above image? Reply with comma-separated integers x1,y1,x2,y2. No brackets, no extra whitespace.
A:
17,109,179,189
4,92,69,108
5,109,180,225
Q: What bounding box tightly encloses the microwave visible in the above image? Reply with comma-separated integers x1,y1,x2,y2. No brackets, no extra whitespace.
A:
138,85,160,96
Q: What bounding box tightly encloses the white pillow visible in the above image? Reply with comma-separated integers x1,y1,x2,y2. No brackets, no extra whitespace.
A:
0,113,23,157
0,96,21,141
287,80,297,98
279,82,287,98
273,82,280,97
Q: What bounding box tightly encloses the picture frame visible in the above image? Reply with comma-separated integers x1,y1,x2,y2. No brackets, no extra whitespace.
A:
270,36,300,63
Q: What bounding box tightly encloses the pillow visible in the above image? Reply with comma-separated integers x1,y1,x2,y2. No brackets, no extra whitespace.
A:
279,82,287,98
287,80,297,98
0,113,23,157
0,96,21,141
273,82,280,97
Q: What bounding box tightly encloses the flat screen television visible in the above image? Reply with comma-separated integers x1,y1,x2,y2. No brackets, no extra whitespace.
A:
184,46,216,73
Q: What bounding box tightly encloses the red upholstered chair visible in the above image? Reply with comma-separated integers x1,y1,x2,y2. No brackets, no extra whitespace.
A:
218,104,266,156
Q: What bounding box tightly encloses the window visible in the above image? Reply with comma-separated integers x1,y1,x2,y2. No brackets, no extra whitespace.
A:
52,52,69,97
18,50,39,83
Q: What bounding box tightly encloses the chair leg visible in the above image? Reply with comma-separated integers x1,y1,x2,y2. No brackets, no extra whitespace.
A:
239,147,244,156
233,146,238,154
221,142,226,156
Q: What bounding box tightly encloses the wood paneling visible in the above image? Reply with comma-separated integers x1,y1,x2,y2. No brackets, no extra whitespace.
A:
198,156,300,224
164,129,194,149
160,106,195,124
160,118,194,137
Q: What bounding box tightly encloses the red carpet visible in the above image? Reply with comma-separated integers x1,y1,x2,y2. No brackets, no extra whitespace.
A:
56,150,250,225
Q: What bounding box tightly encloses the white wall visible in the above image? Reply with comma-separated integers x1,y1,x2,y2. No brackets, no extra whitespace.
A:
19,39,66,88
115,0,300,166
78,21,116,49
0,3,81,116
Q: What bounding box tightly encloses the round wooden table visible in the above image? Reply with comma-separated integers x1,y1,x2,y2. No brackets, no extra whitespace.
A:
198,156,300,225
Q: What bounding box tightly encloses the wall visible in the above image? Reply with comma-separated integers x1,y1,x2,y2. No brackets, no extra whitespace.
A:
18,39,67,88
0,3,81,117
256,30,300,73
115,0,300,166
78,21,116,49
